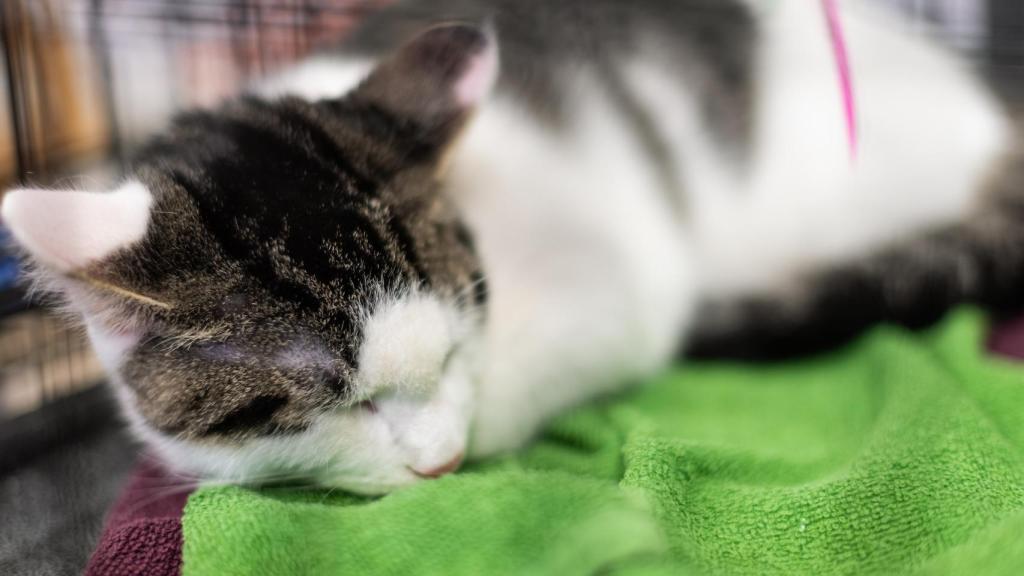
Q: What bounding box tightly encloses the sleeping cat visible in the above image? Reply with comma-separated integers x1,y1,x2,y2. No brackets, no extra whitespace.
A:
4,0,1023,494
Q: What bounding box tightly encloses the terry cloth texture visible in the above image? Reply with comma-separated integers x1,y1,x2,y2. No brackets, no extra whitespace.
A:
84,457,190,576
179,309,1024,576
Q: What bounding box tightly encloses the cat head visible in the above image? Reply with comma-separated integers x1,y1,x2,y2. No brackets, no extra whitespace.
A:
1,24,497,494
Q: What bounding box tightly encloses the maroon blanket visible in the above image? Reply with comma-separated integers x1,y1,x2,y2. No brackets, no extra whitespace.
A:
86,316,1024,576
84,458,192,576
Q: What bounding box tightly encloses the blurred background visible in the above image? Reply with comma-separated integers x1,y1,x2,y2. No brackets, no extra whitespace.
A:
0,0,1022,574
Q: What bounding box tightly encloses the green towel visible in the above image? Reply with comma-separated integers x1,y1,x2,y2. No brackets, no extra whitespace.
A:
182,309,1024,575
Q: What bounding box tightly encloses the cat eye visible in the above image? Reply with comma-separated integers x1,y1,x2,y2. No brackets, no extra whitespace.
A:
193,341,245,363
217,294,251,317
354,400,378,414
322,373,349,395
441,345,458,373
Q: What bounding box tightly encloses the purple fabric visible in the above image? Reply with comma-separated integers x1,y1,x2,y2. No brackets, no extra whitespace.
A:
84,456,193,576
988,315,1024,360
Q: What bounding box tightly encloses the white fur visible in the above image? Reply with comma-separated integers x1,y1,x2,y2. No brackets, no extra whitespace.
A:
357,293,459,396
449,69,696,454
125,394,426,494
372,347,473,476
2,180,153,272
86,320,143,374
456,0,1009,453
685,0,1009,295
356,292,472,475
254,56,375,101
128,376,471,494
18,2,1013,494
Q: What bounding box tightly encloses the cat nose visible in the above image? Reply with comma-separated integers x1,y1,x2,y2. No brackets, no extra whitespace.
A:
410,451,464,478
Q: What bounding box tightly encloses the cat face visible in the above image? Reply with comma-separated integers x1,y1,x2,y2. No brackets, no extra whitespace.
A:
2,24,497,494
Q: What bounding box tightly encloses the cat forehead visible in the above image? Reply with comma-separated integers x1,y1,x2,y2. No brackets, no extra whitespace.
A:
128,104,412,297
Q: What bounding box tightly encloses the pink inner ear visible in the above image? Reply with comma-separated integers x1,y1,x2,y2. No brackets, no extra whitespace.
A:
1,180,153,272
454,37,499,108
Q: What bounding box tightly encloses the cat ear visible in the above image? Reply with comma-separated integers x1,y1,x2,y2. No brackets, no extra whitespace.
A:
1,180,153,273
353,23,498,132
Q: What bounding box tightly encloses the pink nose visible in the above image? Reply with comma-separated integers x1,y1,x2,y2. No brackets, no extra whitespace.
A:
411,452,464,478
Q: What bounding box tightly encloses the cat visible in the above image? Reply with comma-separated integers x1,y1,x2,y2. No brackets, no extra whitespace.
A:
3,0,1023,494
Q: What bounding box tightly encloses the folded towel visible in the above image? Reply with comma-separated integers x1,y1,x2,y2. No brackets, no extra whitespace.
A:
178,309,1024,575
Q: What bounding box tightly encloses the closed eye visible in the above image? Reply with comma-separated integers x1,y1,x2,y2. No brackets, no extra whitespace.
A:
322,373,349,395
193,341,246,362
441,344,458,372
354,399,378,414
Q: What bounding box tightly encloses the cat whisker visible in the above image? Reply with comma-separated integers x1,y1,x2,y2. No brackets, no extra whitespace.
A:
68,272,172,309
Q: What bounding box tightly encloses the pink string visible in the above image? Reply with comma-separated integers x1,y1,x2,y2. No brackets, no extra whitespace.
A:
822,0,858,159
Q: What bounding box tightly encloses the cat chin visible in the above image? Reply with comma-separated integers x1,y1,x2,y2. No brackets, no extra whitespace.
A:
114,381,469,494
137,421,421,492
312,469,424,496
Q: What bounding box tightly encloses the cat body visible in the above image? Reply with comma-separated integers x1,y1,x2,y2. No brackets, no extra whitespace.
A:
313,0,1010,453
2,0,1020,494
